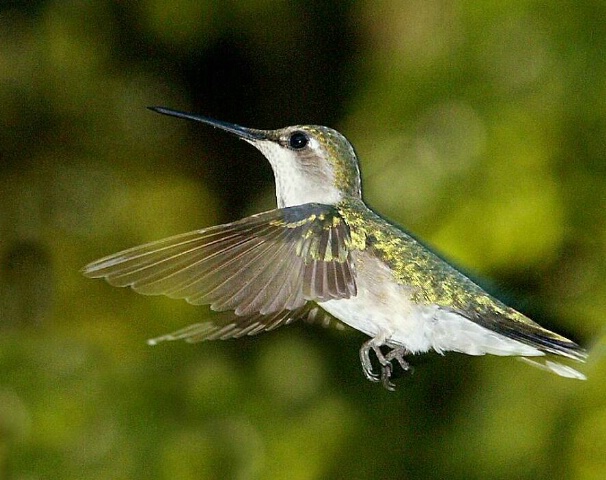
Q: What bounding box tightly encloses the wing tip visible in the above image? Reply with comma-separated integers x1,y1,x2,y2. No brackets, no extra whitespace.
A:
81,255,128,278
467,309,588,363
528,335,588,362
81,263,101,278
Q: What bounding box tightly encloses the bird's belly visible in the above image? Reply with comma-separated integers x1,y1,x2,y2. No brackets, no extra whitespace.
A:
319,251,435,353
321,295,436,353
319,251,543,357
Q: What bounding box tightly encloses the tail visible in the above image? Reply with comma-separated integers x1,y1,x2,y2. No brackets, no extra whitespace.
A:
466,308,588,379
518,356,587,380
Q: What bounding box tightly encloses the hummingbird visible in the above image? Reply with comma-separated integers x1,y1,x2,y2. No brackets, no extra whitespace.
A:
83,106,587,389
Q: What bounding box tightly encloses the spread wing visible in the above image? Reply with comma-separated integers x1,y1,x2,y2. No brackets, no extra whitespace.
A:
146,304,344,344
83,203,356,316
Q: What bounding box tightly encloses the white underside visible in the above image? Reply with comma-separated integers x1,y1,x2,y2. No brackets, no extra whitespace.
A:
320,251,543,358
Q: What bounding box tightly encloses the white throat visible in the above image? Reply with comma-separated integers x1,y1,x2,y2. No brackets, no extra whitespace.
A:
252,140,343,208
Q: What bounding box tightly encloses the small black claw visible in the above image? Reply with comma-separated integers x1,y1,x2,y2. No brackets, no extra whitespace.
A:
385,348,412,373
363,365,381,382
380,363,396,391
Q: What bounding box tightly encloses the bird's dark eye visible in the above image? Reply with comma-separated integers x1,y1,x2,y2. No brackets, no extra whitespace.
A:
288,131,309,150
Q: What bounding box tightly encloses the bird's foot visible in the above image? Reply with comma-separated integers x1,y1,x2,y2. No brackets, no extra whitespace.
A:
359,338,412,391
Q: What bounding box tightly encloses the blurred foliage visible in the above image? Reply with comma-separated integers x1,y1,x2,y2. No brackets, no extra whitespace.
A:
1,0,605,479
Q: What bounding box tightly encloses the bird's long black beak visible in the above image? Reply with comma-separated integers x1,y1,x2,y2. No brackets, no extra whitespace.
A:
148,106,267,141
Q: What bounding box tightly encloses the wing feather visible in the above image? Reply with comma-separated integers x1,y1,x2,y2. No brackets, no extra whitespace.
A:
146,303,342,344
83,204,356,317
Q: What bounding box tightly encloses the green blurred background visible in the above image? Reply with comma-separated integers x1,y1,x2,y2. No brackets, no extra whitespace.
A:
1,1,605,479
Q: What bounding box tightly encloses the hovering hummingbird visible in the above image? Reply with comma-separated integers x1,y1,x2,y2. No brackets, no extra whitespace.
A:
83,106,587,389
